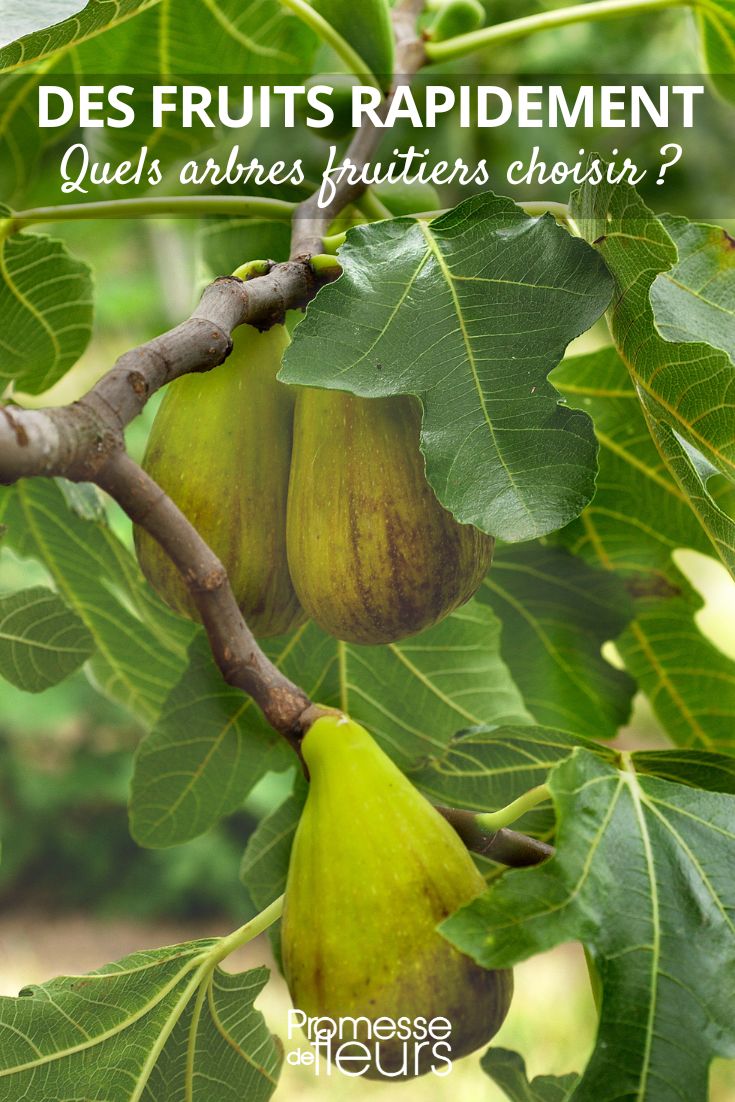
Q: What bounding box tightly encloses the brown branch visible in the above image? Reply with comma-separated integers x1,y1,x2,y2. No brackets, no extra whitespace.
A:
290,0,427,256
0,1,427,751
437,806,555,867
94,451,314,744
0,263,333,484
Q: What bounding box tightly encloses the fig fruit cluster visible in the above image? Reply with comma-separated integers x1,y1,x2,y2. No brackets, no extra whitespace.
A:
135,312,493,644
281,713,513,1078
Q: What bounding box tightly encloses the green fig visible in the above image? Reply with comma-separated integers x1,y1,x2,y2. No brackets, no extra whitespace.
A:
282,713,512,1079
286,390,494,644
135,322,304,637
426,0,485,42
373,180,442,216
301,74,359,142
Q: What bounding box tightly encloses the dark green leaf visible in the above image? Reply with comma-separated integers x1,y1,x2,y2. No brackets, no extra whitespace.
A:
410,725,608,838
571,181,735,577
240,772,308,909
479,544,635,738
555,347,735,752
282,193,613,541
443,750,735,1102
651,214,735,362
0,0,156,72
130,633,293,848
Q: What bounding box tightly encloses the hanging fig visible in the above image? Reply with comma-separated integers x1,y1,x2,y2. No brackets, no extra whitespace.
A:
426,0,485,42
134,322,304,637
286,390,494,644
282,713,513,1079
374,179,442,216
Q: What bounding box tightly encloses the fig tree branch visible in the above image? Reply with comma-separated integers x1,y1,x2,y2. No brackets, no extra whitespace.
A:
0,0,427,748
94,450,313,744
437,806,555,867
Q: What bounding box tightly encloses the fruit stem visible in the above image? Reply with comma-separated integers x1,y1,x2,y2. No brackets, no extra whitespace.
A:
475,784,551,832
309,254,343,279
424,0,685,62
355,189,394,222
209,895,285,966
232,259,273,281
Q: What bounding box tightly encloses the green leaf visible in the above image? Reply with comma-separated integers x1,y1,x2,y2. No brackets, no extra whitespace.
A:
0,941,282,1102
0,480,190,722
482,1048,578,1102
410,725,607,839
74,0,315,76
696,1,735,105
651,214,735,362
240,773,308,908
0,68,76,205
0,0,157,72
633,748,735,793
571,181,735,578
0,585,94,691
443,749,735,1102
479,544,635,738
281,193,613,542
0,217,93,394
555,347,735,752
131,599,530,846
130,633,294,848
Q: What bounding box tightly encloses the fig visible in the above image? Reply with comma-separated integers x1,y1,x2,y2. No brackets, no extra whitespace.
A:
134,322,304,637
301,74,358,142
374,179,442,216
313,0,394,92
426,0,486,42
282,713,513,1079
286,390,494,644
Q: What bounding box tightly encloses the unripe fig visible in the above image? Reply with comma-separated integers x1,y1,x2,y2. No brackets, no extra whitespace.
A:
374,180,442,216
313,0,394,92
282,713,512,1079
134,323,304,637
301,74,358,141
286,390,494,644
426,0,486,42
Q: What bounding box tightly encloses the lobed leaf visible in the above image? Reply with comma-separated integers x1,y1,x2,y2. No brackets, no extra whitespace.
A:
0,940,281,1102
444,749,735,1102
556,347,735,752
282,192,613,542
571,180,735,578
